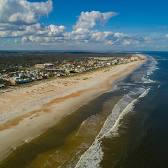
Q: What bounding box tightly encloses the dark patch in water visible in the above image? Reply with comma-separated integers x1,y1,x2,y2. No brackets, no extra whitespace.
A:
101,52,168,168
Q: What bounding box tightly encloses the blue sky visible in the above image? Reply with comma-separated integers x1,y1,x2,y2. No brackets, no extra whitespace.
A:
46,0,168,31
0,0,168,51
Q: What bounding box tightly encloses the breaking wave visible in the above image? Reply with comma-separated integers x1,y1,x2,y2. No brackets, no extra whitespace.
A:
141,56,158,84
75,55,157,168
75,88,150,168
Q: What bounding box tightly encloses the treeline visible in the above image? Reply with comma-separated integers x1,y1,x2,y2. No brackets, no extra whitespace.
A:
0,51,130,69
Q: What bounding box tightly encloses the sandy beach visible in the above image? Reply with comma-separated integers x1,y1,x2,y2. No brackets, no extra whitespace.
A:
0,55,146,161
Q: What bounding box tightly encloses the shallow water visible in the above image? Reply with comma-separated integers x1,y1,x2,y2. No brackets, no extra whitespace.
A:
0,53,163,168
73,55,158,168
0,84,122,168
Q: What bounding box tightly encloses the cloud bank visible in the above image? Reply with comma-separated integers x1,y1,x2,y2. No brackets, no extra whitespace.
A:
0,0,52,25
0,0,164,50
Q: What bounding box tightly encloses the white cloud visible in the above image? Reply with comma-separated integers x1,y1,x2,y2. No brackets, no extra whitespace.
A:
0,2,146,50
68,11,128,45
74,11,117,31
0,0,52,25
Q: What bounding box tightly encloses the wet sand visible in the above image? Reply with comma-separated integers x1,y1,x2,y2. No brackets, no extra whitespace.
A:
0,56,146,162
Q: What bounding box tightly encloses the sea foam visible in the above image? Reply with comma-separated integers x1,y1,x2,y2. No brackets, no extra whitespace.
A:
75,88,150,168
141,56,158,84
75,55,155,168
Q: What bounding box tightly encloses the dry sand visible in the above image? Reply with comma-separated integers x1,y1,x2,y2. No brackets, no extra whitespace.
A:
0,56,146,161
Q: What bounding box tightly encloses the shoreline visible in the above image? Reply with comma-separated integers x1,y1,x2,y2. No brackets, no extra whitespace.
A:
0,55,147,162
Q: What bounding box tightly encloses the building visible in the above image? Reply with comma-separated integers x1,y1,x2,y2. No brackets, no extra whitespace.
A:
0,84,5,88
35,63,54,69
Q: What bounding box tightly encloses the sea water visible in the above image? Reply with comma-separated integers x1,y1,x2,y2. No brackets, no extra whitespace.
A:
1,52,165,168
75,52,168,168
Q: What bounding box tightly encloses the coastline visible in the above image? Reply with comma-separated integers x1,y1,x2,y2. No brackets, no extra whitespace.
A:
0,54,147,162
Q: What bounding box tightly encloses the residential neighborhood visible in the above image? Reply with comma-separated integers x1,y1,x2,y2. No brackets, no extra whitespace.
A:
0,55,143,88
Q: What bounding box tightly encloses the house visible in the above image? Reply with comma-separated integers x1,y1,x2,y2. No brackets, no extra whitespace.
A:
34,64,45,69
0,84,5,88
35,63,54,69
13,77,32,84
44,63,54,69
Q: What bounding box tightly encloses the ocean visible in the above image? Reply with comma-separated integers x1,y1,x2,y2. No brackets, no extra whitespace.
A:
74,53,159,168
0,52,167,168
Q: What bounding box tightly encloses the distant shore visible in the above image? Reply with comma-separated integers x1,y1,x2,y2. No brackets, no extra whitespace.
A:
0,54,147,162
